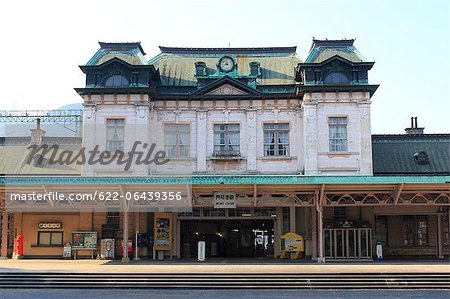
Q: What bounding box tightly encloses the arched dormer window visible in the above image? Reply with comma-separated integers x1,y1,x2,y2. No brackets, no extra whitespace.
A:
104,75,129,87
323,72,349,85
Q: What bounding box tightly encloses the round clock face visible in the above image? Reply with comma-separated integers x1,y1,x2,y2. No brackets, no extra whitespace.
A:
219,56,234,72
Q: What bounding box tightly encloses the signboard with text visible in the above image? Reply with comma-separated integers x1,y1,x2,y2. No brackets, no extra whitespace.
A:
214,192,236,209
154,212,172,251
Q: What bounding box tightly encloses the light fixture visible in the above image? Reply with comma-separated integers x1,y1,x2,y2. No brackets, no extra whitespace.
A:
242,213,252,217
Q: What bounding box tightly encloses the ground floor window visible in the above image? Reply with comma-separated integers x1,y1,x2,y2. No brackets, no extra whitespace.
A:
403,216,428,246
38,231,63,245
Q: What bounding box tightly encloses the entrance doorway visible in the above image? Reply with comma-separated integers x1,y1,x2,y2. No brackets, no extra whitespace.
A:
324,227,372,259
180,220,274,258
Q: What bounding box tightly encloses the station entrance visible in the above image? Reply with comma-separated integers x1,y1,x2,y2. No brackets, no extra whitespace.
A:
180,220,274,258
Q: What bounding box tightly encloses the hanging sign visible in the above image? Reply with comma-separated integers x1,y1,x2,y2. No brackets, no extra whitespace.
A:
214,192,236,209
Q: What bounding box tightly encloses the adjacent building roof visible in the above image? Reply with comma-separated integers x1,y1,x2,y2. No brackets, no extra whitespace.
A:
305,39,367,63
149,46,301,86
372,134,450,176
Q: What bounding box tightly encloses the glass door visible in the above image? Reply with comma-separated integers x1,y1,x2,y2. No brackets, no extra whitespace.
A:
358,228,372,259
334,229,346,258
346,229,358,259
324,229,334,258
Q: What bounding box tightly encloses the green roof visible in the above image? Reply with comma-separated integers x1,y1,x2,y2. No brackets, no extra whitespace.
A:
86,42,148,66
305,39,366,63
372,134,450,175
149,47,301,86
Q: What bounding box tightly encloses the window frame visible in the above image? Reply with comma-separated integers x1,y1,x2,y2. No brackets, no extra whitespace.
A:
402,215,428,247
37,231,63,246
263,123,290,157
164,123,191,158
328,116,348,152
213,123,240,157
106,118,125,152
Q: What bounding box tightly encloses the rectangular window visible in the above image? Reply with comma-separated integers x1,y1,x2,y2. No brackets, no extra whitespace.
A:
329,117,348,152
403,216,428,246
333,207,347,223
38,231,63,245
106,119,124,152
164,124,190,157
352,71,359,83
314,71,321,83
94,74,102,86
213,124,240,157
107,210,120,228
375,216,388,246
263,123,290,157
132,73,139,86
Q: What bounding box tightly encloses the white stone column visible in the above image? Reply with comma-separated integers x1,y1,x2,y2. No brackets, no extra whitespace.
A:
358,100,372,175
303,97,319,174
196,109,208,172
246,108,257,172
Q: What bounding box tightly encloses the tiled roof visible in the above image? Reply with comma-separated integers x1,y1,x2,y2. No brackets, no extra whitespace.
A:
149,47,301,86
372,134,450,175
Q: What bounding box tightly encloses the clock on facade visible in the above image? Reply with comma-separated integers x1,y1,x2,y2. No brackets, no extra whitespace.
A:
218,56,234,72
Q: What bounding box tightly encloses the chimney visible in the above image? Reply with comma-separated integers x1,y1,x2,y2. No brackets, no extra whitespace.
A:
30,118,46,145
405,116,425,135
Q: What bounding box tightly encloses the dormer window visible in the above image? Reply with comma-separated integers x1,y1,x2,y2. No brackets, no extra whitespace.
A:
414,151,429,165
195,62,207,76
249,62,261,76
105,75,129,87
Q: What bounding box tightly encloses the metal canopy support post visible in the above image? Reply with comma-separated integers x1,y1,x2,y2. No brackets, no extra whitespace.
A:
1,211,8,259
317,184,325,263
437,214,443,259
134,211,140,261
311,206,317,260
119,185,130,263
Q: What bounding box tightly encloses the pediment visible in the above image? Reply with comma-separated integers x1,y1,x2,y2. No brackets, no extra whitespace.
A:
191,76,262,97
205,84,248,96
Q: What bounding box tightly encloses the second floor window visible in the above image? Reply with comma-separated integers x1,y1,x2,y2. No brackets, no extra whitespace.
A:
164,124,190,157
263,123,289,157
329,117,348,152
106,119,124,152
214,124,240,157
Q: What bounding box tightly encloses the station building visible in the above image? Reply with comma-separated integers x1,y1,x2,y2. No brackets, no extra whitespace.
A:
1,39,449,261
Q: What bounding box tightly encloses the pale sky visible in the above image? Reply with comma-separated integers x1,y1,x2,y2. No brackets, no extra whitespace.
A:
1,0,449,134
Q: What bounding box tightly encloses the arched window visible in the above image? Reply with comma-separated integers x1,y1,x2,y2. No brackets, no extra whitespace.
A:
104,75,129,87
323,72,349,85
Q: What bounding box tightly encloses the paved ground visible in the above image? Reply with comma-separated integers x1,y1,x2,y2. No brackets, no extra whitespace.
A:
1,289,450,299
0,258,449,274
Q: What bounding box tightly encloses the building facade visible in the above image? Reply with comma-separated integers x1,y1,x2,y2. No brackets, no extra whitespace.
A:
1,40,449,261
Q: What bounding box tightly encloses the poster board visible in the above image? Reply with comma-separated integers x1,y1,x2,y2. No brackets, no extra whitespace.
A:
280,232,304,259
154,213,172,251
71,231,98,249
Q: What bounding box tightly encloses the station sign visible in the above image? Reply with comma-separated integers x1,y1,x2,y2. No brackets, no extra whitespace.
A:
38,222,62,229
214,192,236,209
